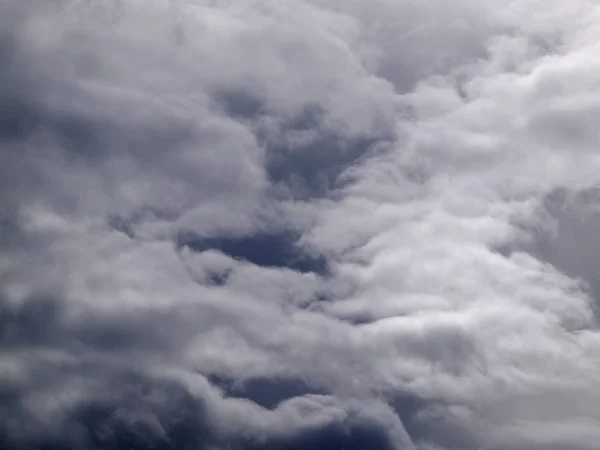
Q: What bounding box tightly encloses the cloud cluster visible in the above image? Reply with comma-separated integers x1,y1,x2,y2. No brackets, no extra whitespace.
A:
2,0,600,449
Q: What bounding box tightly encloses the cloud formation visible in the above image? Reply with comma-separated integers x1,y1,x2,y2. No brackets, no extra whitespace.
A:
2,0,600,449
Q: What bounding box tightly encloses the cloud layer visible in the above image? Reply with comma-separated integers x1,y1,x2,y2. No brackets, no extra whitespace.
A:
2,1,600,449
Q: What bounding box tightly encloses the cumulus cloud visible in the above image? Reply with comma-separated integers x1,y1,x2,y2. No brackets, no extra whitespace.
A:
2,0,600,449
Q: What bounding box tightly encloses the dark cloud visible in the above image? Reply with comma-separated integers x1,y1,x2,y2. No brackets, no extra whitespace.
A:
213,89,266,122
0,295,62,349
0,367,408,450
0,374,213,450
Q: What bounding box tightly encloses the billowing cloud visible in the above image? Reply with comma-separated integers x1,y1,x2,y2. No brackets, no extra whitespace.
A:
2,0,600,449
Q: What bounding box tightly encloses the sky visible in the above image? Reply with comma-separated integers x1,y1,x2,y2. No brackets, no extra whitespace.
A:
1,0,600,449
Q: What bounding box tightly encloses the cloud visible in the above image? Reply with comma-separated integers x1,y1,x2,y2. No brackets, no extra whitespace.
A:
2,0,600,449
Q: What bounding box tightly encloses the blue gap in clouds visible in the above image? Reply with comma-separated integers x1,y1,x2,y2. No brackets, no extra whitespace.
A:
177,231,329,276
206,373,325,410
214,90,389,200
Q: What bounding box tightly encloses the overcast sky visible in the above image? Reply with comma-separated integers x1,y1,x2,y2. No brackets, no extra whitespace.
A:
2,1,600,449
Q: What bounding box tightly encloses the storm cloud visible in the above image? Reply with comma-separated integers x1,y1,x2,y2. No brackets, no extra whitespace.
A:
2,1,600,449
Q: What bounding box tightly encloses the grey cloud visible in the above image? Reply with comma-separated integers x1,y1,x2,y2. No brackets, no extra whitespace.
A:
520,187,600,316
2,0,600,449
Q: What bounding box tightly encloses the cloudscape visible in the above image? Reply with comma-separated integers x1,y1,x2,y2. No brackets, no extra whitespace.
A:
2,1,600,449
